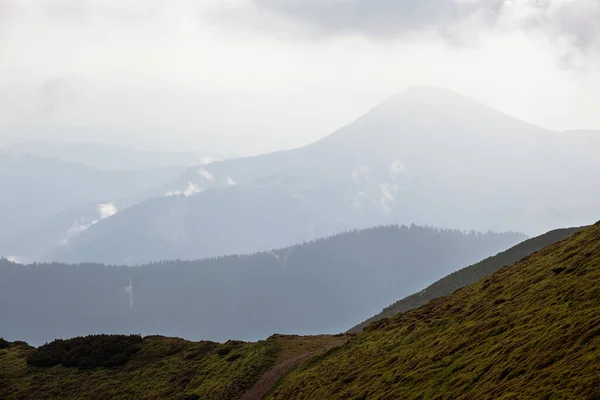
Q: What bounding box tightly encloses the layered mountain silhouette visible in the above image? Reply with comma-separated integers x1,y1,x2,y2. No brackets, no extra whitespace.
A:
0,133,220,170
0,151,184,261
2,221,599,399
0,225,523,346
39,87,599,265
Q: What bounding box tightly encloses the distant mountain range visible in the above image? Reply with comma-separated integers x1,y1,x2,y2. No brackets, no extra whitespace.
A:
0,151,185,261
41,86,600,265
0,128,223,170
0,224,523,345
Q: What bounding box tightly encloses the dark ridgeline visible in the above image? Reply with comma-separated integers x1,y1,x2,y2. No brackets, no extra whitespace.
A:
0,224,524,345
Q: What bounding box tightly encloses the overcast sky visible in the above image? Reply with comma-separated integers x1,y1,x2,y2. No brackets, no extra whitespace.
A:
1,0,599,155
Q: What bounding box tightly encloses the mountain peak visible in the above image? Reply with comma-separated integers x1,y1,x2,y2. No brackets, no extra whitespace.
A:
383,85,493,112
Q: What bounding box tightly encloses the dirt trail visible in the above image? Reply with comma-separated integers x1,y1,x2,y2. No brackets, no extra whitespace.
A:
240,336,348,400
240,352,314,400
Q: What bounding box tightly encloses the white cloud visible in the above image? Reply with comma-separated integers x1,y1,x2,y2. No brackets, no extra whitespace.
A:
390,159,407,176
125,279,134,309
380,182,399,213
98,203,117,219
166,181,204,197
60,203,118,245
195,166,216,181
1,0,599,156
62,217,98,244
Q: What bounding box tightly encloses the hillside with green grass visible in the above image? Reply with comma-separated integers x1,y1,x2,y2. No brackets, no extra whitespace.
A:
269,222,600,399
350,226,582,333
0,334,347,400
2,223,598,399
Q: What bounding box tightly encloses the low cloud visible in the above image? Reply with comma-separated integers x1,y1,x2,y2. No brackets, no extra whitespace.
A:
62,218,96,244
7,255,23,264
61,203,118,245
380,182,399,213
166,182,203,197
98,203,118,220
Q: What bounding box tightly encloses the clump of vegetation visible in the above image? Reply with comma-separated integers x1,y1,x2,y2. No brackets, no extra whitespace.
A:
26,334,143,370
0,338,10,349
269,223,600,399
1,335,280,400
0,333,348,400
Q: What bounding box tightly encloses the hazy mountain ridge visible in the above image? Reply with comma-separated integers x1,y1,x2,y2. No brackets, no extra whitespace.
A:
0,151,185,260
0,128,223,170
0,224,524,345
46,87,600,265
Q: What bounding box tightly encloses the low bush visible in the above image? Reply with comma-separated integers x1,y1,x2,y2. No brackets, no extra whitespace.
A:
27,334,143,370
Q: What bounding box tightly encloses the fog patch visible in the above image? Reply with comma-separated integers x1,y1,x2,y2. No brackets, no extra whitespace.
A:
195,166,216,181
166,182,204,197
380,183,399,213
390,159,407,176
125,279,134,309
61,203,118,244
62,218,97,244
98,203,117,220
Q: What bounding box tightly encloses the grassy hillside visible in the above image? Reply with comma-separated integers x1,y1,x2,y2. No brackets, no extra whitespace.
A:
0,334,347,400
350,226,582,333
1,223,598,399
269,222,600,399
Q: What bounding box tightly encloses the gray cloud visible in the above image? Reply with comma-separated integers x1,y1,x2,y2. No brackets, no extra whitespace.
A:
0,73,82,123
543,0,600,53
248,0,600,56
251,0,504,37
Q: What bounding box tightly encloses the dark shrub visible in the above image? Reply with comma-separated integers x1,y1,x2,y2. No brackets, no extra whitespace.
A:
216,347,232,356
0,338,10,349
226,353,242,362
217,340,244,357
27,334,143,370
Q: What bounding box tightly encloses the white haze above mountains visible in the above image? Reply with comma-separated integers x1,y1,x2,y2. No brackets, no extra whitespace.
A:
1,86,598,265
0,140,220,262
2,0,600,156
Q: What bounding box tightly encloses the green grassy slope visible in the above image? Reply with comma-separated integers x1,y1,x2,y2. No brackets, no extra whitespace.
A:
269,222,600,399
0,334,345,400
350,227,582,333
